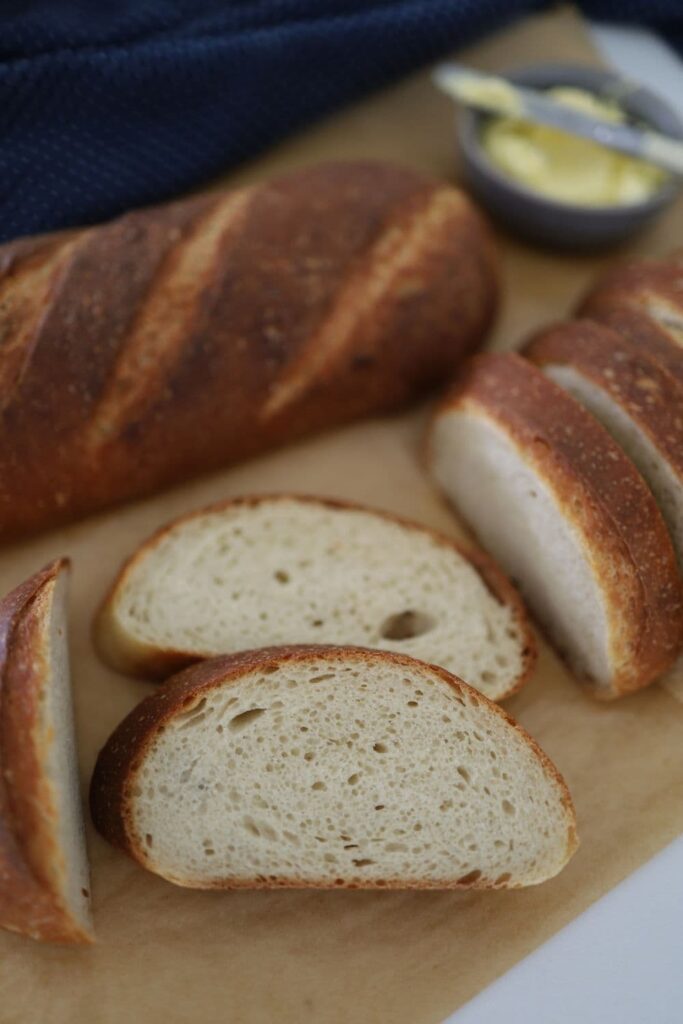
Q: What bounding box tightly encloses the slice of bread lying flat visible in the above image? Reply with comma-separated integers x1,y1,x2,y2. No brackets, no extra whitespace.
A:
578,257,683,380
0,560,93,943
94,496,535,702
89,645,577,890
525,320,683,565
427,353,683,699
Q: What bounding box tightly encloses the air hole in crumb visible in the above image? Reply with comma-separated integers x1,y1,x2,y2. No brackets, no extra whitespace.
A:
458,869,482,884
274,570,290,584
353,858,374,867
495,872,511,885
229,707,266,732
311,781,326,791
81,888,90,898
312,619,324,627
407,700,418,708
374,804,385,811
457,766,471,783
373,743,387,754
380,610,436,641
309,673,335,683
347,773,360,785
177,696,207,718
502,799,516,816
344,844,359,850
145,833,153,848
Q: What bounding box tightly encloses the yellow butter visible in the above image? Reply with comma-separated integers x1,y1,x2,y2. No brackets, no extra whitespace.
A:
481,86,666,206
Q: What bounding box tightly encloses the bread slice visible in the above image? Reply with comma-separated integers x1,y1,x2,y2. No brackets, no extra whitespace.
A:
94,495,535,701
89,644,577,890
578,257,683,380
0,560,93,943
525,320,683,565
427,353,683,699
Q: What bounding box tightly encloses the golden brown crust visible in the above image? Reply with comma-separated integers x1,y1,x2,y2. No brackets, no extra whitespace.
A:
578,257,683,379
0,559,93,943
432,353,683,697
524,319,683,482
93,492,536,696
0,162,498,542
89,644,577,890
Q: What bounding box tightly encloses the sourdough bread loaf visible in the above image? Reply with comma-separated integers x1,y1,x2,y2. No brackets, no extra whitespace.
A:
0,161,497,542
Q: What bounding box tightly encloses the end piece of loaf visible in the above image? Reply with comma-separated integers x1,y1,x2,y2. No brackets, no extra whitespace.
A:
94,494,536,702
427,352,683,699
0,560,93,944
90,645,577,890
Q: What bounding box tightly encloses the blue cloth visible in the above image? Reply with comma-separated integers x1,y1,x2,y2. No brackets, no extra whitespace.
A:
1,1,682,241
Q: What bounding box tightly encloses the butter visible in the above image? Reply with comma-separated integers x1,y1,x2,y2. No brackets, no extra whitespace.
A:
454,75,523,118
481,86,666,206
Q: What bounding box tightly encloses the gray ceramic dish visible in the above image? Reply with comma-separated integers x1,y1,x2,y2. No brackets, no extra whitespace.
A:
457,63,683,248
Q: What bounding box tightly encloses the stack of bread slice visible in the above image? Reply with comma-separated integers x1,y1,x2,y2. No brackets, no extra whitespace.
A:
89,500,582,892
428,254,683,700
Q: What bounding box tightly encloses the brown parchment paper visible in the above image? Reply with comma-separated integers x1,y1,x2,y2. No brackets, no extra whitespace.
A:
2,8,683,1024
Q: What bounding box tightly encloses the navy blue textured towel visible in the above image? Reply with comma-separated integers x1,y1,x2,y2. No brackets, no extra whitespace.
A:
1,1,682,241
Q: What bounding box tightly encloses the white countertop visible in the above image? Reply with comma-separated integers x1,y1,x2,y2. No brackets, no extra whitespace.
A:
446,23,683,1024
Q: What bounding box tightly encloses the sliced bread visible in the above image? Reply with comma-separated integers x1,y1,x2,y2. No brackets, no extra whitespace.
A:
94,495,535,701
578,257,683,380
525,319,683,565
426,353,683,699
89,644,577,890
0,560,93,943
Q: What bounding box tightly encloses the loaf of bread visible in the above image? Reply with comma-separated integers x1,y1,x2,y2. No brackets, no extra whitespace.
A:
426,353,683,699
525,319,683,566
0,560,93,943
89,644,577,890
94,494,535,701
0,161,497,542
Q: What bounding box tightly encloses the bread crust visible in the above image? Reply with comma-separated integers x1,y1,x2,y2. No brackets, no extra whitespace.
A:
89,644,577,890
578,257,683,379
0,559,93,943
524,319,683,485
93,492,536,697
0,162,498,542
429,353,683,698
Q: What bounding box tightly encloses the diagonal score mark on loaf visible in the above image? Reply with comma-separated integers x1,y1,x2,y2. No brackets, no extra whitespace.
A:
82,189,254,449
0,234,85,411
261,188,467,420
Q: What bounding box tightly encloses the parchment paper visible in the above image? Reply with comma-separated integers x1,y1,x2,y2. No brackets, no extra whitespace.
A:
2,8,682,1024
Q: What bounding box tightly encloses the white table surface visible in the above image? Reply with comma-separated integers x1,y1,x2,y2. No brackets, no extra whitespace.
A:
445,23,683,1024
